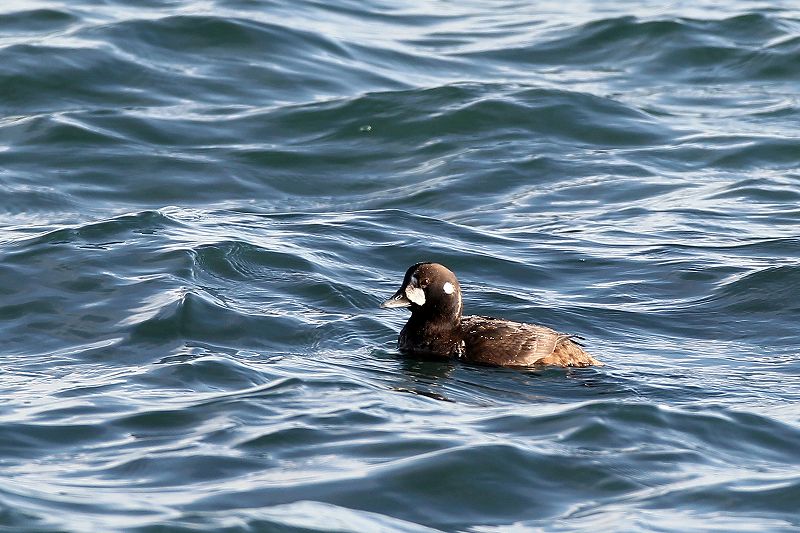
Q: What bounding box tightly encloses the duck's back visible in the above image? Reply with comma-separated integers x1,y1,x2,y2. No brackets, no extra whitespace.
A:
459,315,602,367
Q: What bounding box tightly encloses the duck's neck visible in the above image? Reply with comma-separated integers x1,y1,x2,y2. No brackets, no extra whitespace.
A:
407,308,460,333
400,301,462,354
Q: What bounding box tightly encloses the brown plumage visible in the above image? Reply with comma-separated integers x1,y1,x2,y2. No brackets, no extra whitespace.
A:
381,262,602,368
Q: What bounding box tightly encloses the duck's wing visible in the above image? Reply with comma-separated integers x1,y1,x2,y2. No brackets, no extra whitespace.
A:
460,315,602,367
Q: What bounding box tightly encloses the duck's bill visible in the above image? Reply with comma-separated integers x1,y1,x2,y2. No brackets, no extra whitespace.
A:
380,289,412,308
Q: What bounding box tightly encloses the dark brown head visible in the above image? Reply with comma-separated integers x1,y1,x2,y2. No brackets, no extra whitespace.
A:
381,262,463,324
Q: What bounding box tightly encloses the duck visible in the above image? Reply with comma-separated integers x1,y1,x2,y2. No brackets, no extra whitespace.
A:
381,262,602,367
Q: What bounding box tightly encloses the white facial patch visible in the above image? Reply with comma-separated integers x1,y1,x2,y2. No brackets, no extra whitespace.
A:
405,286,426,306
443,282,454,295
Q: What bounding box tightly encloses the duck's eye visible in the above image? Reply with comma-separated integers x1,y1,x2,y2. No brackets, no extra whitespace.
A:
443,282,454,295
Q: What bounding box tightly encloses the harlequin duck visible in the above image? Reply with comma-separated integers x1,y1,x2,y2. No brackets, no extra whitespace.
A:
381,262,602,367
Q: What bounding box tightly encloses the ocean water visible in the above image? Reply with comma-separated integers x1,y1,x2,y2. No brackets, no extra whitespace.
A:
1,0,799,531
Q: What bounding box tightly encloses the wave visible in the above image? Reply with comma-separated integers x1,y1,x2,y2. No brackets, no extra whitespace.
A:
2,2,800,531
460,13,800,83
14,385,776,529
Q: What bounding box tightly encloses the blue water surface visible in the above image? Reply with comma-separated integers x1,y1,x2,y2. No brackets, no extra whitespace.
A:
1,0,799,531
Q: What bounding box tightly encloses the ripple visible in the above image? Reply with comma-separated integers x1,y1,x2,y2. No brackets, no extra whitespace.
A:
135,501,445,533
2,1,800,531
0,8,78,34
0,44,170,113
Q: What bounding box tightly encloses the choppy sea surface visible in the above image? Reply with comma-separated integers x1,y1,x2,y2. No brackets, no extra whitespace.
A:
1,0,799,531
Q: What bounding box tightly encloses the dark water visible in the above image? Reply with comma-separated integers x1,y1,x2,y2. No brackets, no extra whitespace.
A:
1,0,800,531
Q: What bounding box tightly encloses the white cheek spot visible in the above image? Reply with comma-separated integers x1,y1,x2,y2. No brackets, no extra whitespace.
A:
405,286,426,306
443,282,454,295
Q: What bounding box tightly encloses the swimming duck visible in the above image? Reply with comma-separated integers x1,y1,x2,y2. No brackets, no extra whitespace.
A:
381,262,602,367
